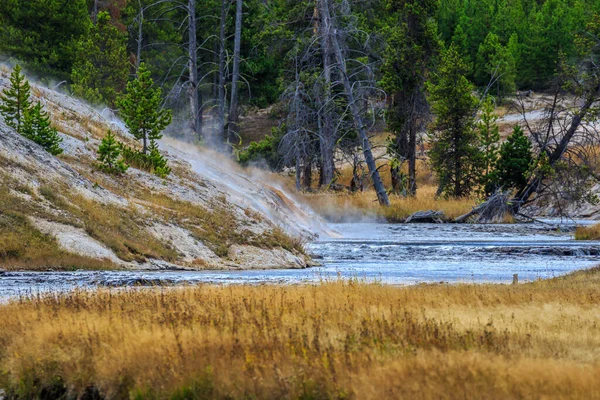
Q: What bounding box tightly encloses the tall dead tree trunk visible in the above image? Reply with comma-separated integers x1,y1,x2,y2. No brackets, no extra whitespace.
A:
216,0,228,146
188,0,202,141
135,0,143,72
316,0,335,188
513,85,600,211
227,0,243,146
329,24,390,206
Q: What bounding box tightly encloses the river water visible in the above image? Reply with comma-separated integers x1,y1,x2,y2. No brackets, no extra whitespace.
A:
1,222,600,299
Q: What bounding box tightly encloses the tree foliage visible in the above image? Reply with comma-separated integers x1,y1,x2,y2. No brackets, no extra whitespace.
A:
0,65,31,132
71,11,129,106
118,63,172,154
496,125,532,192
97,131,128,174
427,44,482,198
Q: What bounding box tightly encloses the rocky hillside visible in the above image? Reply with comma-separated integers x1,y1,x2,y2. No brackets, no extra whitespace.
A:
0,69,322,271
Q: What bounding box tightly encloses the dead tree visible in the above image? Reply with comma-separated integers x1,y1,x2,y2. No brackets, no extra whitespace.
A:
216,0,229,146
511,66,600,213
326,1,389,206
315,0,336,188
227,0,243,146
187,0,203,141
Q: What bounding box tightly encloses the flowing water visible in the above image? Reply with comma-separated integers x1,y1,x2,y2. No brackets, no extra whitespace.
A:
2,221,600,300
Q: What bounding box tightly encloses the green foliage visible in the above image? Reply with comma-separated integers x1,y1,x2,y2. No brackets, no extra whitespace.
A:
0,0,90,80
118,63,172,154
121,143,171,178
0,65,62,155
21,102,63,156
0,65,31,132
71,11,129,106
474,32,516,96
237,132,282,170
495,125,533,191
427,44,482,198
97,131,128,174
476,96,500,195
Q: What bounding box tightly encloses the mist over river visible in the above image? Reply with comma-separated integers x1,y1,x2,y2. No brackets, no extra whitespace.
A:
1,221,600,299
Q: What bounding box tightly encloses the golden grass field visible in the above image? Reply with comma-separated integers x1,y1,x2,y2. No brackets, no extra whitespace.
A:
1,268,600,399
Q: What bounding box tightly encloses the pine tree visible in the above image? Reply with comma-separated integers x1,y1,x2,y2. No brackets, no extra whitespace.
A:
148,140,171,178
21,102,63,156
496,125,532,192
427,44,482,198
97,131,128,174
118,63,172,154
71,11,128,106
0,65,32,132
477,96,500,195
474,32,516,96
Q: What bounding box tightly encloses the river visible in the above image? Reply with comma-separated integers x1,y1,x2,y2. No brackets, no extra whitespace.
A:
1,222,599,299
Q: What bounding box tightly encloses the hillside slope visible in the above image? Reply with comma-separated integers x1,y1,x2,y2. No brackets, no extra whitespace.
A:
0,70,319,271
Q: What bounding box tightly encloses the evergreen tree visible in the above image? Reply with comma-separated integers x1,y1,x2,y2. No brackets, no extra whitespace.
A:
97,131,128,174
0,65,32,133
427,44,482,198
496,125,532,191
381,0,440,196
71,11,129,106
21,102,63,156
474,32,516,96
148,140,171,178
476,96,500,195
118,63,172,154
0,0,90,80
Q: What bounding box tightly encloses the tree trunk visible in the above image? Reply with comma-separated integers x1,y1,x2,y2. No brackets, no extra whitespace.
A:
135,0,143,72
329,24,390,206
227,0,243,147
302,160,312,190
512,86,600,211
316,0,335,188
188,0,202,141
295,156,301,191
408,98,418,196
92,0,99,24
216,0,228,147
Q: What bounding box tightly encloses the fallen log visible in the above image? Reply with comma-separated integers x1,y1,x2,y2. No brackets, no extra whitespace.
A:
454,191,513,223
405,210,445,223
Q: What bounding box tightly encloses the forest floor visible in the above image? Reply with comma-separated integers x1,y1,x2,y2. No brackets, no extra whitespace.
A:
1,267,599,399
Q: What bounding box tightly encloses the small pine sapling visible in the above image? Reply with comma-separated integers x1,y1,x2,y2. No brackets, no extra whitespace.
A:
0,65,32,132
148,140,171,178
97,131,128,174
22,102,63,155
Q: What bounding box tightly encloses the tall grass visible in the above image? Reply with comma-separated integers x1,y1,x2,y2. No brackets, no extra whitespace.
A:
575,223,600,240
1,268,600,398
302,185,475,222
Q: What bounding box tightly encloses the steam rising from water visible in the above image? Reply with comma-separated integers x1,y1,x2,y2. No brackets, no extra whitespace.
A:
159,137,339,239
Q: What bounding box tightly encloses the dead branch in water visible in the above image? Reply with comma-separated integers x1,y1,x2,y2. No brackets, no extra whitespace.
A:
454,191,513,223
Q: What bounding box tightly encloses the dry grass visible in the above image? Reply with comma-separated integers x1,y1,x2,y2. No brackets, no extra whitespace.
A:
284,159,476,222
0,211,117,271
575,223,600,240
302,185,475,222
1,268,600,399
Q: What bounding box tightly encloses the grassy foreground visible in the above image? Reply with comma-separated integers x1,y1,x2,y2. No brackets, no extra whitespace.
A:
1,269,600,399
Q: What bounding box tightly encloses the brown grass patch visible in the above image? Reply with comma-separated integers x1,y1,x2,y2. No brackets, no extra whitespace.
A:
575,223,600,240
1,268,600,398
302,185,475,222
0,211,116,271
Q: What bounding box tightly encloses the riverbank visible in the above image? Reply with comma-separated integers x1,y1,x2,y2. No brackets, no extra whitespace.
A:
1,267,599,399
